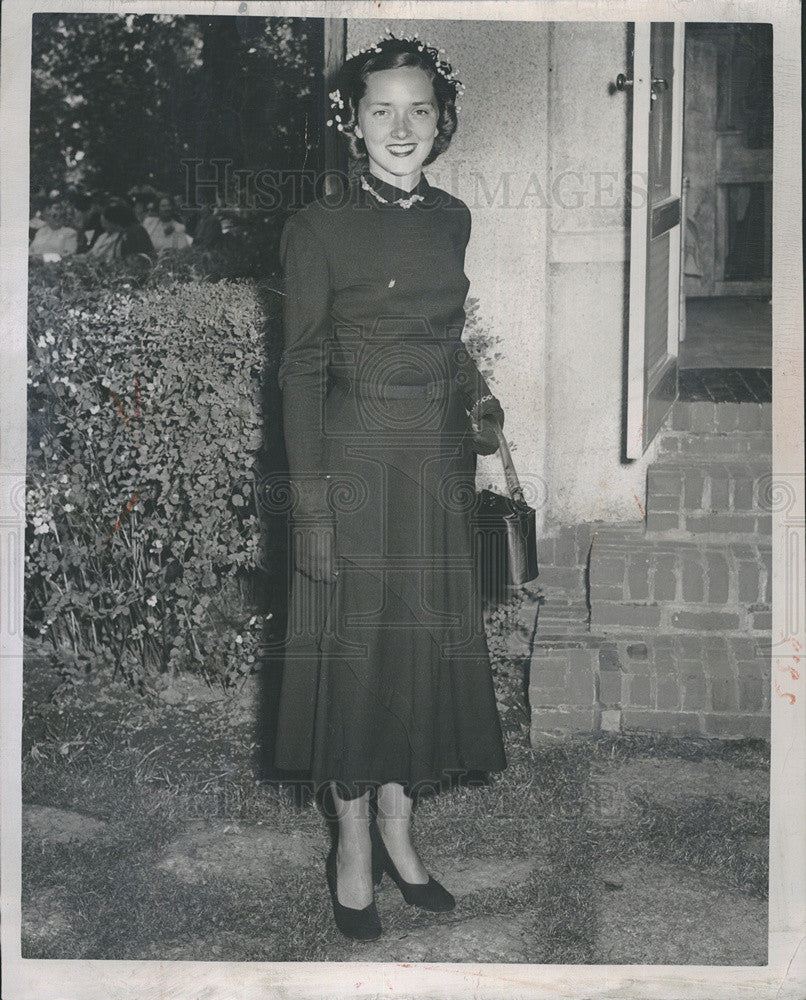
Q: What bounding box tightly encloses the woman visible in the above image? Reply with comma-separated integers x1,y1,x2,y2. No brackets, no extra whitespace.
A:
89,201,156,262
275,32,507,941
28,199,78,259
143,195,192,253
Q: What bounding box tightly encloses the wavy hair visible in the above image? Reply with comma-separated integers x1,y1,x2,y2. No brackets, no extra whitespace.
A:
332,35,462,172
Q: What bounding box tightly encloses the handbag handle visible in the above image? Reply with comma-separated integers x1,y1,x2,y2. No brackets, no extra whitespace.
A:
489,419,526,503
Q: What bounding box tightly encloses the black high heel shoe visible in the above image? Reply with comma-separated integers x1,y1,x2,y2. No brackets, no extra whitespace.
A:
369,820,455,912
325,846,382,941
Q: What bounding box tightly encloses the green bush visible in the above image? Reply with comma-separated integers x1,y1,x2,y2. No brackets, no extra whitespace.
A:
462,296,504,384
27,255,283,685
26,250,502,688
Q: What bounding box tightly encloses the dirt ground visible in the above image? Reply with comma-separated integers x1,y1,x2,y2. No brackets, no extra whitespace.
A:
19,655,769,964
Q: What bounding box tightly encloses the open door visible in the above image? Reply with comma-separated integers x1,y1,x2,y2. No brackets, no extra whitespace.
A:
625,22,686,459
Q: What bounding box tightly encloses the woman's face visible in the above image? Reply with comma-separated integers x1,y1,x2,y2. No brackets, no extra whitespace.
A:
43,204,66,229
355,66,439,189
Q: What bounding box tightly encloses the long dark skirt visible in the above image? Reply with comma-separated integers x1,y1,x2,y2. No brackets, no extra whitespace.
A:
274,378,507,796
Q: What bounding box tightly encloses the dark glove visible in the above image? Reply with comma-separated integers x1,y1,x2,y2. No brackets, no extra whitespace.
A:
467,394,505,455
469,414,502,455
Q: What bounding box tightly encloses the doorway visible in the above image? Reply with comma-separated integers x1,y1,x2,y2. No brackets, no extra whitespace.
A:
679,23,772,398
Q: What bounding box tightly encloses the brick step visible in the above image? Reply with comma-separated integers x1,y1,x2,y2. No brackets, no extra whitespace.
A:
588,525,770,634
537,597,589,619
659,430,771,458
533,565,586,592
645,458,772,536
537,524,595,571
535,598,589,633
529,631,769,740
670,400,771,435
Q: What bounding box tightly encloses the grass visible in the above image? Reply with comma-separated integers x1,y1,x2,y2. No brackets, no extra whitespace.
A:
20,653,769,962
625,796,769,897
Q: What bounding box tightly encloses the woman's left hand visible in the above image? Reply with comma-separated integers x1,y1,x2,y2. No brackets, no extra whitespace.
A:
469,415,501,455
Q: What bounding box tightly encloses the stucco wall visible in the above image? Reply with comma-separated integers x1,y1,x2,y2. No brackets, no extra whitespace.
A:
346,19,660,528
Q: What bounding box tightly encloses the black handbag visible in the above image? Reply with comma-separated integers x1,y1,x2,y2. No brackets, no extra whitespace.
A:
472,421,539,603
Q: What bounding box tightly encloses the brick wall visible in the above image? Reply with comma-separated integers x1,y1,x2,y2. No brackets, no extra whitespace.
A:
527,399,771,742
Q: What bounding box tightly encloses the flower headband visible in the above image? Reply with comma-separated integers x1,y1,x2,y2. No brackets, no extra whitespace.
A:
326,27,464,131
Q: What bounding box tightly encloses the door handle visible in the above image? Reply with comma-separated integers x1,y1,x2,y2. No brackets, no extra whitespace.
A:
616,74,669,98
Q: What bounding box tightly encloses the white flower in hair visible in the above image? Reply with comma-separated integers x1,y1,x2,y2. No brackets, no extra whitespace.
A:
326,30,465,129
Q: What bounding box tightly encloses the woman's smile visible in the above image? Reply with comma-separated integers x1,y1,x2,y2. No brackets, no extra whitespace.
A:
387,142,418,157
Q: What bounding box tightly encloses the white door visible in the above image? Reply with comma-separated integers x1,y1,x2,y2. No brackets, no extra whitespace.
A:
625,22,686,459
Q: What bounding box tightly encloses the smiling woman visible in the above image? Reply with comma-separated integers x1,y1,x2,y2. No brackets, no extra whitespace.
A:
273,31,507,943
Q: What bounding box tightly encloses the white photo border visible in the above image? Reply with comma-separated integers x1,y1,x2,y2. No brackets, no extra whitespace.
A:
1,1,803,997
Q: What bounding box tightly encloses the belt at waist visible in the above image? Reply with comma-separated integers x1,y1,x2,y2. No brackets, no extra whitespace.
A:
329,373,458,399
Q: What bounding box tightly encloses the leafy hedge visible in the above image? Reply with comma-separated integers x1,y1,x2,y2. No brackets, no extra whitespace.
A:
26,254,284,685
26,246,499,688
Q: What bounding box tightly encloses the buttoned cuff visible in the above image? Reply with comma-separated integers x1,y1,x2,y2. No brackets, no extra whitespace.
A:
469,395,505,429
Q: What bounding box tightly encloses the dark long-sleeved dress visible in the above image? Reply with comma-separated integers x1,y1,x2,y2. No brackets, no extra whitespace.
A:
274,169,507,796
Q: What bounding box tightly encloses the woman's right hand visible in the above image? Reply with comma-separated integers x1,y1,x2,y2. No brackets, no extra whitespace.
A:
469,415,502,455
292,518,338,583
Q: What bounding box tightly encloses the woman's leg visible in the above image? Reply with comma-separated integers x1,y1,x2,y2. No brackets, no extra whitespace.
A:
330,782,374,908
375,781,429,884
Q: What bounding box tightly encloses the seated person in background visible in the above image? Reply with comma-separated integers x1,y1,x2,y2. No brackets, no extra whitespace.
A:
193,200,224,249
67,192,96,253
89,201,156,262
132,196,148,225
142,199,159,231
28,199,78,259
143,195,192,253
73,190,108,253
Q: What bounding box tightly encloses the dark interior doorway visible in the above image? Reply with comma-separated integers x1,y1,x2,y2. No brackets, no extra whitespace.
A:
680,23,772,383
